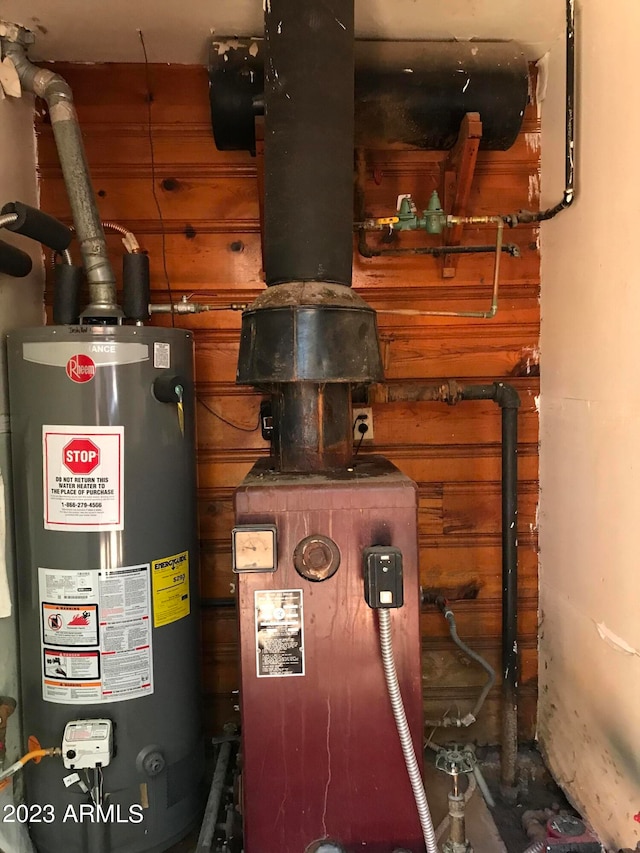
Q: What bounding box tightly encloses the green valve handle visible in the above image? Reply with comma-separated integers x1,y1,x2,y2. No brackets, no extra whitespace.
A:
424,190,445,235
393,190,445,234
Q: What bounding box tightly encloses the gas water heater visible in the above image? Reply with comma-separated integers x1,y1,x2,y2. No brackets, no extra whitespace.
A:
0,22,203,852
8,326,203,853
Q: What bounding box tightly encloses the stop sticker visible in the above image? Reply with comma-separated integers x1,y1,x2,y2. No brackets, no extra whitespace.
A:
66,354,96,383
63,438,100,475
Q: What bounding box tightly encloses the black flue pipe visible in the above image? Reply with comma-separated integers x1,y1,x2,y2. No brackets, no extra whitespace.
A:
264,0,355,287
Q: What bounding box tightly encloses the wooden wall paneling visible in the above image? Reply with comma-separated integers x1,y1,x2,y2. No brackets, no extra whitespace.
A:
38,63,540,743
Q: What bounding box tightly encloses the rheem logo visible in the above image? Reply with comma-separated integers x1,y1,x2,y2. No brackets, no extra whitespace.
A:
63,439,100,475
66,354,96,383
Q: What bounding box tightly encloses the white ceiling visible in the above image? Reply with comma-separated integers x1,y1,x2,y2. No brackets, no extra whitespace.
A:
0,0,565,64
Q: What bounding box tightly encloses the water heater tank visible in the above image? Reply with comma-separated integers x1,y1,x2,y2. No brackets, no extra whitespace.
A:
7,325,202,853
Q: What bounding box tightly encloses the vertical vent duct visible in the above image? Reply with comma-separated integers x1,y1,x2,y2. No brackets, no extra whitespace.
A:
237,0,383,471
263,0,354,287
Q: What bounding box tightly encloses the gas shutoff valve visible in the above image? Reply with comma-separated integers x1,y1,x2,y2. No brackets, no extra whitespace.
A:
62,719,113,770
363,546,404,609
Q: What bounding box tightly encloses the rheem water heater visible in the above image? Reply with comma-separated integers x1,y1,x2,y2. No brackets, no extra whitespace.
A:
7,325,203,853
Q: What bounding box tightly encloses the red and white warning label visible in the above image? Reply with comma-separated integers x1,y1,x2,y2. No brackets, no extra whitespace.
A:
43,649,100,680
42,425,124,532
42,603,98,646
39,565,152,705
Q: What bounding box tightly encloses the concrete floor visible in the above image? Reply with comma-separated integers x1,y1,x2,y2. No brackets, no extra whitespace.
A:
169,755,508,853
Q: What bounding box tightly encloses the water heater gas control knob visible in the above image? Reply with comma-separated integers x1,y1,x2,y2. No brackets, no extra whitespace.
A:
62,719,113,770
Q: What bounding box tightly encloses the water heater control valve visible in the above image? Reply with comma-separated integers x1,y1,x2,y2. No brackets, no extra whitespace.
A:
62,719,113,770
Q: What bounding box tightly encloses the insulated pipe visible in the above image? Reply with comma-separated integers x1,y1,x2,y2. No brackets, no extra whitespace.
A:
263,0,354,286
1,25,118,316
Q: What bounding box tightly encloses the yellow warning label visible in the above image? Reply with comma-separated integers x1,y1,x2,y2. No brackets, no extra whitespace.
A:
152,550,190,628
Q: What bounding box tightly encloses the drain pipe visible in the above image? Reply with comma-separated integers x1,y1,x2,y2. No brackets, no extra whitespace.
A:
382,379,520,794
505,0,575,224
0,23,119,320
460,382,520,797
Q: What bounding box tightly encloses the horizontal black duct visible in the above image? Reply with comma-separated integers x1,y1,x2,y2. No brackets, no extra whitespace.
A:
209,38,529,154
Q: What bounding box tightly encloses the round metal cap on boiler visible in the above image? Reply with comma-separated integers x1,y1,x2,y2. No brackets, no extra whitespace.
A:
293,534,341,582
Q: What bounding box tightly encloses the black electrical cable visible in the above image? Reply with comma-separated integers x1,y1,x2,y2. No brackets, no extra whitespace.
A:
196,396,261,433
353,413,368,455
138,29,174,327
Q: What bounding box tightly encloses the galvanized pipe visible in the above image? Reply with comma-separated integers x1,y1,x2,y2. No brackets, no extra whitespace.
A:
196,740,232,853
1,26,118,316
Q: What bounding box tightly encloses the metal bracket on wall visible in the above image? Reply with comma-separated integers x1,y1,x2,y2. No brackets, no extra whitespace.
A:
441,112,483,278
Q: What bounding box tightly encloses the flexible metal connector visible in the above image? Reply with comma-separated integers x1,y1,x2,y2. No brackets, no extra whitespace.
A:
50,221,140,269
378,609,438,853
0,213,18,229
101,221,141,253
1,23,119,318
0,748,62,783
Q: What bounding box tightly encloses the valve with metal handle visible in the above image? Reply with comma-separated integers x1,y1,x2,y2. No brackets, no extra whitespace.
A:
435,745,476,853
393,190,446,234
356,190,445,234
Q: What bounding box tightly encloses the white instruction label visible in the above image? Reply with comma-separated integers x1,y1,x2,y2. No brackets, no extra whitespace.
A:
39,565,153,705
44,649,100,680
255,589,305,678
43,426,124,532
153,342,170,369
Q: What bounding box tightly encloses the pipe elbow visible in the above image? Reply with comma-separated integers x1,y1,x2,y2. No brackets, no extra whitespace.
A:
493,382,521,409
2,37,73,105
39,73,74,105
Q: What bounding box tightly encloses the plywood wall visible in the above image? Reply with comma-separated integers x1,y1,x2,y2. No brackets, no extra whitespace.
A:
37,63,540,743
